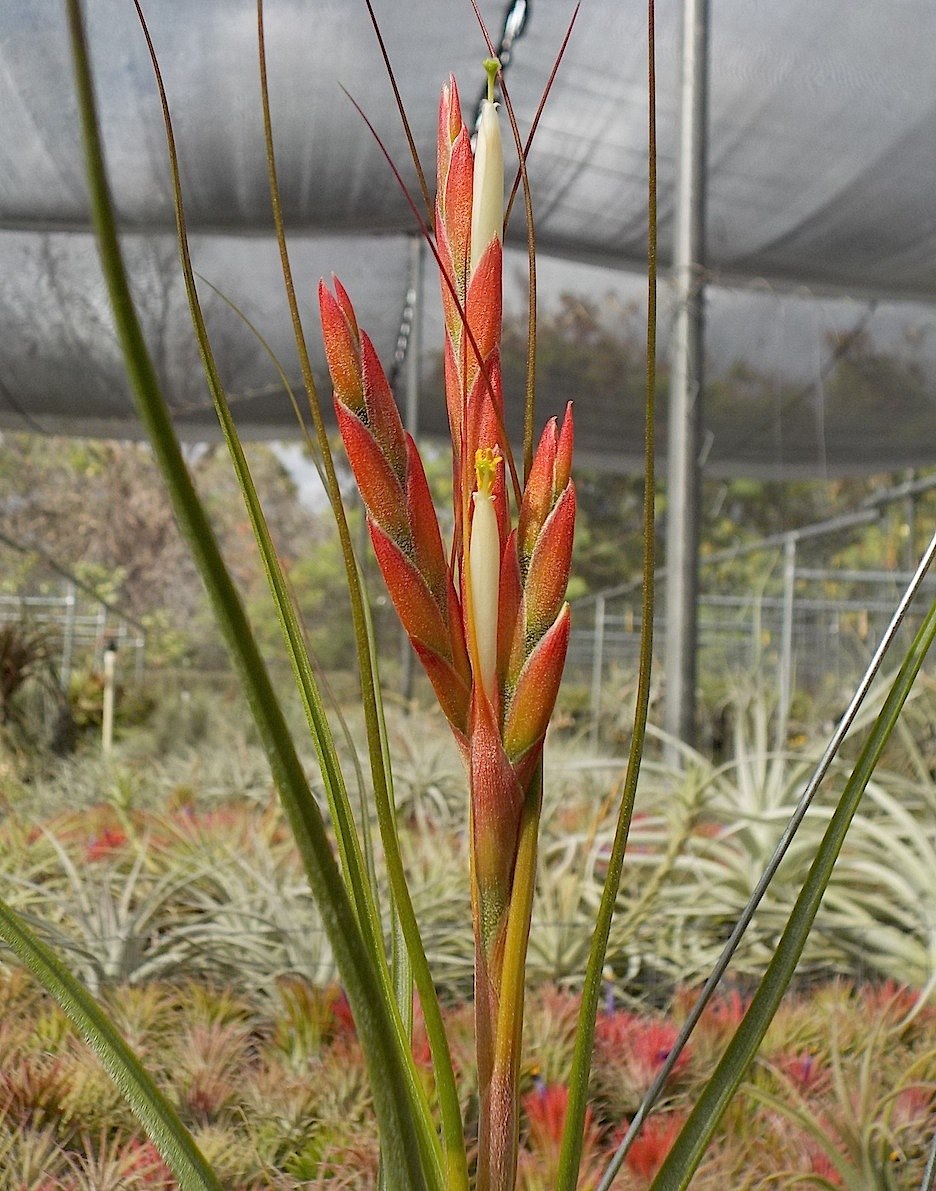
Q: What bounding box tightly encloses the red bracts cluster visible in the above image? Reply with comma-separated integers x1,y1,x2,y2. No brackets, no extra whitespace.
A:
320,65,575,1190
318,277,472,740
319,72,575,914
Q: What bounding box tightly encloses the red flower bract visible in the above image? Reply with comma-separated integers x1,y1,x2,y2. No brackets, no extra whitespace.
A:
318,68,576,1191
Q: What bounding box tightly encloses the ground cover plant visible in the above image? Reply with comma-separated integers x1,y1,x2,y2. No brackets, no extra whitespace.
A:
0,949,932,1186
2,698,935,1185
1,2,934,1189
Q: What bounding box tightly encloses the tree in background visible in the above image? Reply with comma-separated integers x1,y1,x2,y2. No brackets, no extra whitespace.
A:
0,299,931,672
0,434,352,668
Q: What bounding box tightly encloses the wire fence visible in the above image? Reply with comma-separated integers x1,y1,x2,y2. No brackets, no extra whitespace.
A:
0,583,146,686
568,511,936,748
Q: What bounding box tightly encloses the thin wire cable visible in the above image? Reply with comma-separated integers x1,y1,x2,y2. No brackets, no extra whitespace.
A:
387,255,418,391
598,526,936,1189
385,0,532,388
471,0,530,135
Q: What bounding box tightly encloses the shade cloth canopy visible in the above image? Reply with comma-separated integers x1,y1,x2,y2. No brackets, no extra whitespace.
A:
2,0,935,474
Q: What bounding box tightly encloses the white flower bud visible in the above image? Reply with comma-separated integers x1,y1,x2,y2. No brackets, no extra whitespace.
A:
469,447,501,700
470,96,503,278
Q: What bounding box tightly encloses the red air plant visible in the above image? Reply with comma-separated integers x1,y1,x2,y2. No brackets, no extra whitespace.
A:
319,60,574,1191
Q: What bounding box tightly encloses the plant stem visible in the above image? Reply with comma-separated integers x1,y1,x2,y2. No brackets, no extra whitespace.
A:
487,769,544,1190
559,3,658,1186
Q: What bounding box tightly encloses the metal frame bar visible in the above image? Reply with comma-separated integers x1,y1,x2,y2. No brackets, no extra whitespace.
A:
663,0,710,754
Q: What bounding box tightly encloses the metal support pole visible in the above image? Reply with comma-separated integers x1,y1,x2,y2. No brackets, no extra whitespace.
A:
664,0,710,759
589,594,607,749
134,635,146,683
102,643,117,755
61,580,77,691
777,535,797,752
401,236,425,705
903,468,917,572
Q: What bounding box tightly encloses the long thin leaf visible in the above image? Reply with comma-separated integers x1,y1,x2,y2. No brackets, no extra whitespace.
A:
139,3,404,1053
129,5,445,1183
490,766,544,1185
129,0,375,951
358,565,413,1040
596,536,936,1181
66,4,429,1185
193,269,381,905
255,5,465,1182
650,595,936,1189
0,896,222,1191
556,3,658,1186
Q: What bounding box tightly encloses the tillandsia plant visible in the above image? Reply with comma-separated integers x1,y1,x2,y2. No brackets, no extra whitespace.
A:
1,3,934,1191
319,61,575,1187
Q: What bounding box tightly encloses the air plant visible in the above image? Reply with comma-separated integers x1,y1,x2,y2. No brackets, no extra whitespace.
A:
319,59,575,1187
0,4,933,1191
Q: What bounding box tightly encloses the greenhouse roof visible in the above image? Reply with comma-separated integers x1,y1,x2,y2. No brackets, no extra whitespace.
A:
1,0,935,475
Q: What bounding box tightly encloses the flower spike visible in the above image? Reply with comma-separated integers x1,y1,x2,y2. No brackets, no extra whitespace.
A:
318,67,576,1191
319,278,472,741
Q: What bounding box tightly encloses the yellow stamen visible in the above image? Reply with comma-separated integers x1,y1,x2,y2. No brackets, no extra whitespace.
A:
469,447,502,699
475,445,501,498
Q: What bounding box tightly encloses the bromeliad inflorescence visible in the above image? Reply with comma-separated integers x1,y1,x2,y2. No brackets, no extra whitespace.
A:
319,58,574,1190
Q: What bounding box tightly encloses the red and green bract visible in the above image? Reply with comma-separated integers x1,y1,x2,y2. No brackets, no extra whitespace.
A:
319,69,575,1191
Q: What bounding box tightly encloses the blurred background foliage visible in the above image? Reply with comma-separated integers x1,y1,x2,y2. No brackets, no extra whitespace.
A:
0,288,932,1184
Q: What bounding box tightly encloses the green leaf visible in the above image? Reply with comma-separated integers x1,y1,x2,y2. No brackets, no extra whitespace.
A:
254,7,465,1182
66,3,431,1184
0,896,222,1190
556,3,659,1183
649,596,936,1189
